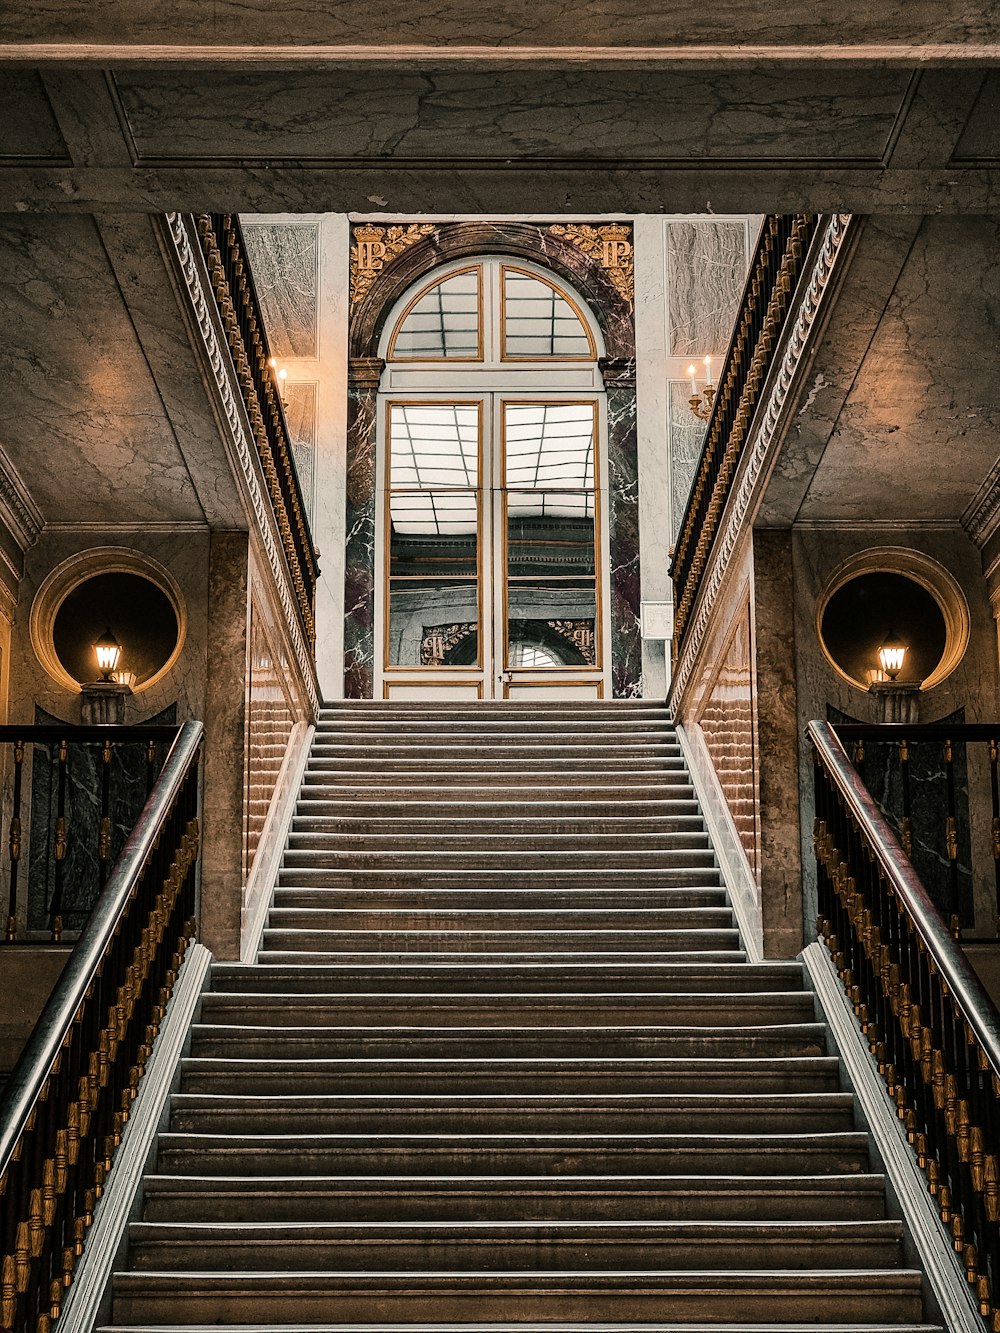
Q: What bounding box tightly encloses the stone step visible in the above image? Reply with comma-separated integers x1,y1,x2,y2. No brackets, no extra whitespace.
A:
187,1022,826,1061
258,926,741,954
289,814,708,834
110,1268,924,1324
198,993,812,1029
155,1131,869,1178
297,784,696,802
167,1091,853,1135
312,725,681,739
179,1055,840,1096
294,799,702,819
273,870,725,891
268,887,730,912
253,950,750,967
257,929,742,955
125,1219,904,1273
284,831,713,851
102,1323,945,1333
263,909,735,935
141,1171,890,1223
305,759,689,775
309,742,684,757
208,961,805,995
280,853,720,873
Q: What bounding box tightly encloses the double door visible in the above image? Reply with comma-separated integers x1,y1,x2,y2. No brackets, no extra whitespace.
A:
377,394,608,700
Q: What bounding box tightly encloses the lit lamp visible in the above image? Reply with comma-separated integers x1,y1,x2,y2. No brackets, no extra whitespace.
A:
688,356,716,422
868,628,919,724
81,627,133,725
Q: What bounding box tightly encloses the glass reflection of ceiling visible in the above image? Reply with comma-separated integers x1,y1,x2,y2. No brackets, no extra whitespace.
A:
503,270,593,358
507,491,595,519
505,404,595,489
390,404,479,488
510,641,562,668
391,269,480,359
390,491,478,537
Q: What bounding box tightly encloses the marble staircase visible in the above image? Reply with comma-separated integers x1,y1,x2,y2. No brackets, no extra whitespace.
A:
99,700,942,1332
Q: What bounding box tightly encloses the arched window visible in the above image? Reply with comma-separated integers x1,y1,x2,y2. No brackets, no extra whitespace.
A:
375,257,609,701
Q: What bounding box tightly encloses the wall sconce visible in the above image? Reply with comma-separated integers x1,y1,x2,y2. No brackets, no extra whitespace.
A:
688,356,715,422
269,357,289,408
94,627,122,681
868,629,920,724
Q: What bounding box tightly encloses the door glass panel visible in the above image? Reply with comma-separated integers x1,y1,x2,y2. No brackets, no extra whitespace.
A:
507,491,595,579
504,403,595,489
390,492,478,578
506,580,597,668
389,403,479,488
389,578,479,668
390,268,481,360
502,269,593,359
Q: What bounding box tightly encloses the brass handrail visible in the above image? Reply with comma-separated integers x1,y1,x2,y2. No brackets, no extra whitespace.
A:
810,718,1000,1326
195,214,318,648
669,214,817,660
0,721,203,1333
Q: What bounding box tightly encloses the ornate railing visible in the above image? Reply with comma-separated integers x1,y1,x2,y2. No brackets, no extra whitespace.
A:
811,719,1000,1328
1,727,178,944
669,214,819,660
195,214,318,648
835,723,1000,940
0,721,202,1333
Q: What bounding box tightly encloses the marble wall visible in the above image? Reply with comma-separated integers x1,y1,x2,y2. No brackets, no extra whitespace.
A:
244,596,296,878
242,222,320,360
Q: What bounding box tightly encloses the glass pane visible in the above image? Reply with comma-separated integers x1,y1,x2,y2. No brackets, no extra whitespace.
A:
506,580,597,668
389,578,479,667
507,492,595,579
504,403,595,490
503,270,593,358
390,492,478,578
389,404,479,489
391,269,481,359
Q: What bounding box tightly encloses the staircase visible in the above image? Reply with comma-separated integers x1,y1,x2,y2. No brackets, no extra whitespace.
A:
102,700,942,1332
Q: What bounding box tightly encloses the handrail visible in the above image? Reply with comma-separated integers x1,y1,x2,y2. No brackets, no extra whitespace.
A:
194,213,318,649
810,718,1000,1322
0,720,203,1332
669,213,818,661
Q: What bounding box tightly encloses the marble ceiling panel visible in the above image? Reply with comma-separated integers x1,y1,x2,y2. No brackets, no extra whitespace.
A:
797,215,1000,522
0,215,205,524
113,67,910,164
0,73,69,161
953,72,1000,162
4,0,997,48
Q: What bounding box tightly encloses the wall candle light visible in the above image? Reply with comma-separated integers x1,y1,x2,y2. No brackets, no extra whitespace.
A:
688,358,716,423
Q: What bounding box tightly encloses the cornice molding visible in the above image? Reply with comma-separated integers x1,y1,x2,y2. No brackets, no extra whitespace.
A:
164,212,319,716
0,442,43,551
670,212,853,706
962,461,1000,548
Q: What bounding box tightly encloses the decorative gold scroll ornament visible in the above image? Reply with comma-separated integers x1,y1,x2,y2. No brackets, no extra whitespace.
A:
548,223,634,304
351,224,437,308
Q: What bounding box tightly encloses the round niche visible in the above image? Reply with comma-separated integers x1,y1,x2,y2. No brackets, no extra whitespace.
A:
816,549,969,693
31,549,186,694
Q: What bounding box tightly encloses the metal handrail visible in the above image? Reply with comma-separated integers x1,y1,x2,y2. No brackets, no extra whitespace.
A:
0,721,202,1169
810,719,1000,1076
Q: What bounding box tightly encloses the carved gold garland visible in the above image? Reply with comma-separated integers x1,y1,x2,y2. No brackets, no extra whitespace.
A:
548,223,634,305
351,224,437,309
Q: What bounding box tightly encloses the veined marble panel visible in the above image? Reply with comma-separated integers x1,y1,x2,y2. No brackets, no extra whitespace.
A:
668,380,709,540
242,222,320,359
954,72,1000,161
667,221,749,359
695,598,758,877
284,380,317,524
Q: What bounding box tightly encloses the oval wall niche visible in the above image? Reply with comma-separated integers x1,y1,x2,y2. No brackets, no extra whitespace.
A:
31,549,187,695
816,550,969,694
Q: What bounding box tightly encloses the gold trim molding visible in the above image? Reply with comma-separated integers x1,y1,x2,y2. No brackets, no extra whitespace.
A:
548,223,634,304
351,223,436,309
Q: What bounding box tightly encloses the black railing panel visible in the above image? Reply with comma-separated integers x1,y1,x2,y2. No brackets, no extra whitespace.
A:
811,719,1000,1327
0,721,202,1333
